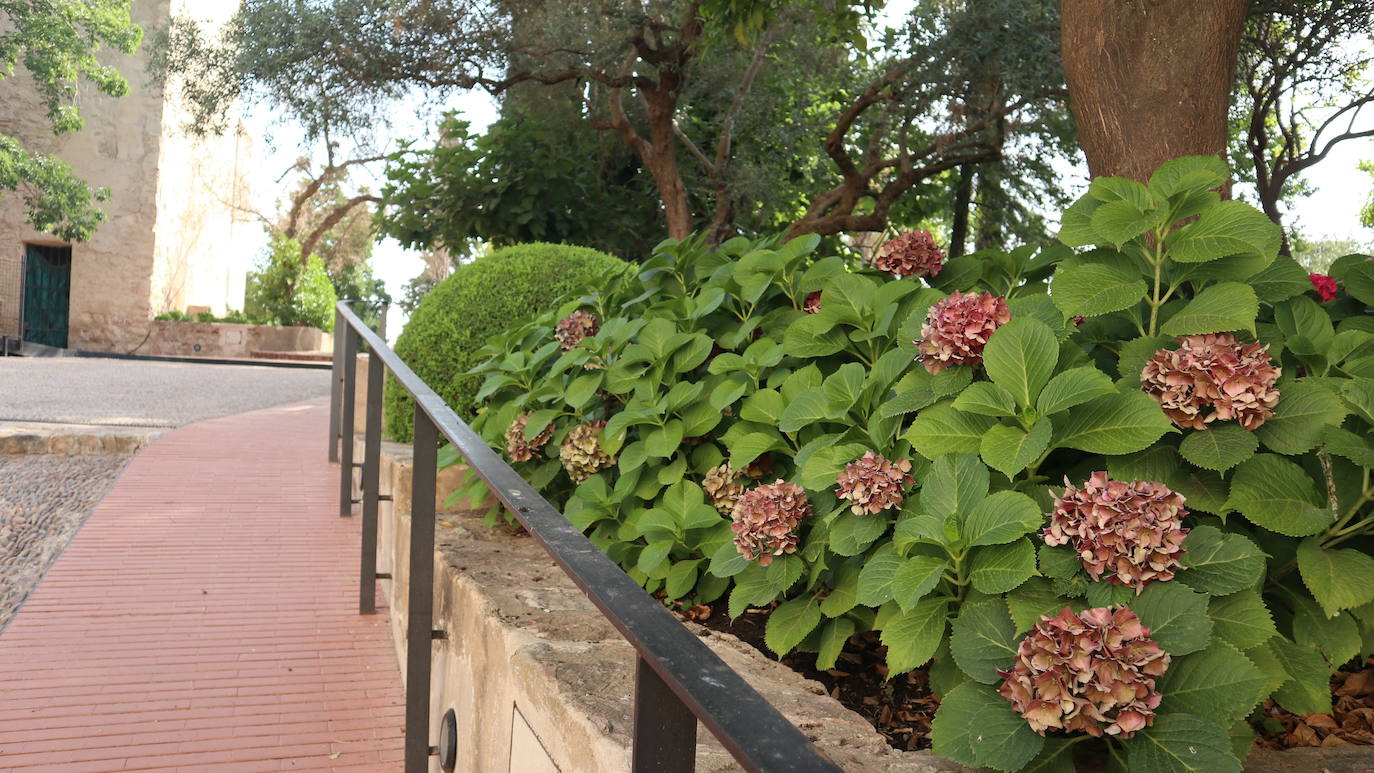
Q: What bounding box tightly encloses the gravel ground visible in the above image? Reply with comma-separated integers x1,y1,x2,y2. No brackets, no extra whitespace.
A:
0,454,131,630
0,357,330,426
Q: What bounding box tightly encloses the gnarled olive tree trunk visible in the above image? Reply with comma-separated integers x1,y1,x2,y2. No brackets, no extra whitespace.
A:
1061,0,1248,182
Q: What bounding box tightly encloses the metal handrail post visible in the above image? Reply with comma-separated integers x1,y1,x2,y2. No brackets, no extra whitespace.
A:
405,406,439,773
338,322,358,517
360,343,385,614
631,655,698,773
328,307,344,462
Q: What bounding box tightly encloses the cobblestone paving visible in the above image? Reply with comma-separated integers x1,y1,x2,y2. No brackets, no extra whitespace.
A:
0,454,130,630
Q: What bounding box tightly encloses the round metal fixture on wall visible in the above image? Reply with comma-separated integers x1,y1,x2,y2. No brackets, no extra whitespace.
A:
438,708,458,772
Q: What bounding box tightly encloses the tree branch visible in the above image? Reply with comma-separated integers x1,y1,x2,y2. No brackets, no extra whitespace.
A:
300,194,382,264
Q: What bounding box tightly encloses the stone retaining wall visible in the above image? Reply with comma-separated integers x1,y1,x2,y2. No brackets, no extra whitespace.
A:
350,432,1374,773
139,319,330,358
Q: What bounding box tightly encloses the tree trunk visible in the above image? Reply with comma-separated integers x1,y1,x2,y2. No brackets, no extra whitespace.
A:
1060,0,1247,182
974,165,1007,252
949,164,974,259
646,105,693,238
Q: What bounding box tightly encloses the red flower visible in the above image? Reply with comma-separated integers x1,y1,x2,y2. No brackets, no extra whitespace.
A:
1309,273,1338,302
803,291,822,314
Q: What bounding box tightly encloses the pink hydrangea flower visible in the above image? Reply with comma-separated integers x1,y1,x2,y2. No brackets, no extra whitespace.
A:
555,311,598,350
1140,333,1281,431
505,413,554,463
873,230,946,278
731,480,811,566
1044,472,1189,591
915,291,1011,374
835,451,913,515
998,606,1170,738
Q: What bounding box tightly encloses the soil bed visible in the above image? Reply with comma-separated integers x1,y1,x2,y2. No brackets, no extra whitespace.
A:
682,600,939,751
1254,657,1374,750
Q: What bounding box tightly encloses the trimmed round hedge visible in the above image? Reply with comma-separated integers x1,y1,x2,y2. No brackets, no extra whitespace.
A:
384,242,629,441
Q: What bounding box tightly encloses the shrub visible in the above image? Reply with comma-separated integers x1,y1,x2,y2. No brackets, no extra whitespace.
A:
385,242,629,440
458,159,1374,772
244,234,338,331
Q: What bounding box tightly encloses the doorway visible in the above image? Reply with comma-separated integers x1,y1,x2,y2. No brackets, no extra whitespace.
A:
23,243,72,348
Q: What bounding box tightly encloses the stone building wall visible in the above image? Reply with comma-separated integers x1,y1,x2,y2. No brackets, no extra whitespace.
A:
0,0,251,352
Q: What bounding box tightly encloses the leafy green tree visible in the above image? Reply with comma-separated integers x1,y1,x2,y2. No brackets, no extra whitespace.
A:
377,104,662,259
1362,159,1374,228
1232,0,1374,251
244,233,338,331
330,260,389,331
1,1,143,240
782,0,1068,240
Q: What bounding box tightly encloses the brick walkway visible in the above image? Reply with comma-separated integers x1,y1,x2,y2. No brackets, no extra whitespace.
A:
0,398,403,772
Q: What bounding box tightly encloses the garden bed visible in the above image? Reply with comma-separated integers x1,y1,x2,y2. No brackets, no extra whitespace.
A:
358,431,1374,772
687,596,1374,766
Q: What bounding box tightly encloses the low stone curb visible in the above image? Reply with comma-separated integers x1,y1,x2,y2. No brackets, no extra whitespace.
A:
0,422,163,455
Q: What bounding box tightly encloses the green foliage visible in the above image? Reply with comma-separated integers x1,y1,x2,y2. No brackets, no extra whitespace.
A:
458,156,1374,771
377,110,662,260
244,234,338,331
0,2,141,240
154,308,252,324
385,243,629,440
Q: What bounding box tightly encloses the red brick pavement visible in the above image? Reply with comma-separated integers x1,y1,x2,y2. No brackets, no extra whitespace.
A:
0,398,403,772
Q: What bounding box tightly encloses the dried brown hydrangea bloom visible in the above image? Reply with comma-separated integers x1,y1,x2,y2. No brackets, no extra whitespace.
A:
554,310,599,351
1140,333,1281,430
741,453,773,480
703,463,745,515
558,420,614,483
1044,472,1189,591
835,451,914,515
873,230,946,278
803,291,823,314
998,606,1170,739
916,291,1011,374
504,413,554,463
731,480,812,566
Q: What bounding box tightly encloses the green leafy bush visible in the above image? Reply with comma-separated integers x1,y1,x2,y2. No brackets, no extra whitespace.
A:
385,242,630,440
153,308,257,324
457,158,1374,772
244,233,338,331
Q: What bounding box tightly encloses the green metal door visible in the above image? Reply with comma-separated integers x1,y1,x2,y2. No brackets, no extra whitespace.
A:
23,244,71,348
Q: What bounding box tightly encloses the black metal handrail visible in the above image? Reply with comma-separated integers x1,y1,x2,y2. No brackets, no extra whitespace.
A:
328,301,844,773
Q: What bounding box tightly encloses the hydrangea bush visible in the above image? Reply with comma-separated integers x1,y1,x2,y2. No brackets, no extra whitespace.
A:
450,158,1374,772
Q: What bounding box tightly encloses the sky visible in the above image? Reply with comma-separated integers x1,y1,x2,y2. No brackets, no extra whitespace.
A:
240,5,1374,338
